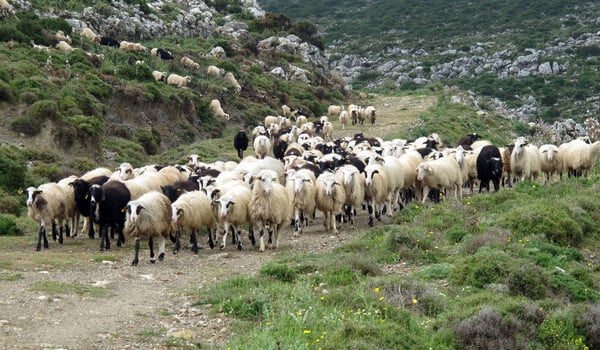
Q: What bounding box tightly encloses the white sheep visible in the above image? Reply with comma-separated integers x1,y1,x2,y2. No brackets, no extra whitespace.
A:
124,191,172,266
286,169,317,236
296,115,308,128
213,184,253,250
335,165,365,228
55,30,71,44
338,110,349,130
157,165,188,187
30,40,50,52
321,121,334,141
122,173,163,200
559,139,600,177
210,99,230,120
315,172,346,235
367,154,404,215
363,164,389,226
55,40,74,54
26,183,69,250
57,175,80,238
327,105,343,117
180,56,200,70
113,162,135,181
223,72,241,93
510,138,541,182
539,144,562,184
81,167,113,181
152,70,167,82
364,105,376,124
253,135,271,159
171,190,216,254
81,27,100,42
206,65,224,77
0,0,14,17
416,156,463,203
248,170,290,252
167,74,191,88
119,40,147,52
209,46,226,59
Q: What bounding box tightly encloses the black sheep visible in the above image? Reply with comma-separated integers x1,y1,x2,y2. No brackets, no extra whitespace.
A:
458,133,479,149
89,181,131,251
161,179,199,203
156,48,174,60
71,175,109,239
99,36,119,48
233,130,249,159
476,145,503,192
272,138,288,160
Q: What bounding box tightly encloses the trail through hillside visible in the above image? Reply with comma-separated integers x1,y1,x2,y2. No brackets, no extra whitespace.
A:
0,94,437,349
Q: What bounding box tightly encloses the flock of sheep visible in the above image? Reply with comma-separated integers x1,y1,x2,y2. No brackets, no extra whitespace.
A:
24,111,600,265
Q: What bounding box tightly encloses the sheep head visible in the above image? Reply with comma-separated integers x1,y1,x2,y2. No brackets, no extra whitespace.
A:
126,202,144,223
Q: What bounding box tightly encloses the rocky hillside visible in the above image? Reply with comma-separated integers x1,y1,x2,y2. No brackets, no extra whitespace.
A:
259,0,600,122
0,0,345,166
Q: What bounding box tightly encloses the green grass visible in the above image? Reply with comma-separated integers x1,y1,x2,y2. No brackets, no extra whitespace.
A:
29,281,112,297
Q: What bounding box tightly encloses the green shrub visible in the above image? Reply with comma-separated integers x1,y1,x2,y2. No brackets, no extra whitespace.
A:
581,305,600,348
135,128,160,155
260,262,297,283
0,79,14,102
27,99,60,121
507,263,550,299
0,153,26,191
0,215,22,236
449,249,517,288
0,189,23,216
537,310,587,350
551,271,599,303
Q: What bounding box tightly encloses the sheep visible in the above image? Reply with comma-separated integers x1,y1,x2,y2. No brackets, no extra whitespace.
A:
224,72,242,93
120,40,147,52
85,52,105,68
30,40,50,52
321,121,334,141
99,36,120,48
55,30,71,44
157,165,188,187
122,173,163,200
327,105,343,117
188,154,203,170
89,181,131,250
171,190,215,254
348,104,359,125
55,40,74,54
286,169,317,236
161,179,199,203
26,184,68,250
367,154,405,215
281,104,297,119
500,144,514,187
364,106,376,124
296,115,308,128
167,73,192,88
416,156,463,203
363,164,389,226
209,46,226,59
0,0,14,17
335,165,365,228
510,137,541,182
457,133,479,149
253,135,271,159
152,70,167,82
57,175,80,239
560,139,600,177
212,184,253,250
155,48,174,60
315,172,346,235
539,144,562,183
180,56,200,70
476,145,503,192
210,99,230,120
113,162,135,181
338,110,349,130
471,140,493,150
206,65,224,78
70,175,109,239
81,27,100,42
248,170,290,252
234,130,249,159
124,191,172,266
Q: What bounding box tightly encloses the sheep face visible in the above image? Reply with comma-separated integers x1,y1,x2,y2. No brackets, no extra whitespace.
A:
489,157,503,177
118,163,134,181
25,187,42,207
416,165,432,181
255,173,274,194
216,197,235,219
126,202,144,223
293,175,311,193
364,168,379,186
320,177,338,195
341,168,358,185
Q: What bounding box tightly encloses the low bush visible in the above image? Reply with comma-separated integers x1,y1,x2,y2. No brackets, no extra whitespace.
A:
11,116,42,136
449,249,517,288
0,215,22,236
507,263,550,299
455,308,524,350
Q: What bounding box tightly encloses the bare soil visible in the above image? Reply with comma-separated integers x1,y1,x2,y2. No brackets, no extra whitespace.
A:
0,94,437,349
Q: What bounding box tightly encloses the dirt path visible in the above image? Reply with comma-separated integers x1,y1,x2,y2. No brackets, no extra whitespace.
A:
0,94,437,350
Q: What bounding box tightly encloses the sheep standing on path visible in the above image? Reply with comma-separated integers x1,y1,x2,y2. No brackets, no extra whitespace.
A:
171,191,215,254
26,184,67,251
315,172,346,235
124,191,172,266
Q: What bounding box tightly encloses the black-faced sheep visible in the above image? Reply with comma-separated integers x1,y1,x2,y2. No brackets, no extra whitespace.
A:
152,70,167,82
124,191,172,266
249,171,290,252
89,181,131,251
171,191,215,254
476,145,503,192
167,74,191,88
234,130,249,159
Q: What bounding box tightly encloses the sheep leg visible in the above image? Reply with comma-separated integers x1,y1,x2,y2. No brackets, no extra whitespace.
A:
235,227,243,251
173,227,181,254
331,212,339,235
190,229,198,254
88,213,95,239
367,203,374,227
345,206,355,228
131,239,140,266
220,222,229,250
273,224,282,249
208,227,215,249
231,224,236,245
259,228,266,252
293,208,301,237
58,223,64,244
149,237,155,263
116,224,125,247
248,226,256,246
100,225,110,251
36,224,46,251
158,236,166,262
52,222,58,241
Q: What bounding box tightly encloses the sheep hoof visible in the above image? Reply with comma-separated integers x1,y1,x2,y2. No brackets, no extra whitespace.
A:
35,245,41,252
219,243,225,250
237,243,243,251
293,232,299,238
158,253,165,261
131,259,138,266
150,258,156,264
191,246,199,254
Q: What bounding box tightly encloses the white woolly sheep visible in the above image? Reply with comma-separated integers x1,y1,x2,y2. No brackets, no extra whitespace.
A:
335,165,365,228
180,56,200,70
112,162,135,181
209,46,226,59
119,40,147,52
223,72,241,93
122,173,163,200
157,165,188,187
124,191,172,266
253,135,271,159
416,156,463,203
0,0,14,17
539,144,562,183
210,99,230,120
327,105,343,117
212,184,253,250
470,139,493,150
338,110,349,130
152,70,167,82
81,167,113,181
80,27,100,42
286,169,317,236
55,30,71,44
57,175,80,238
55,40,74,54
206,65,224,77
363,164,389,226
26,183,69,250
315,172,346,235
321,121,334,141
171,190,216,254
364,105,376,124
367,154,404,215
296,115,308,128
249,170,290,252
510,138,541,182
167,73,192,88
559,139,600,177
